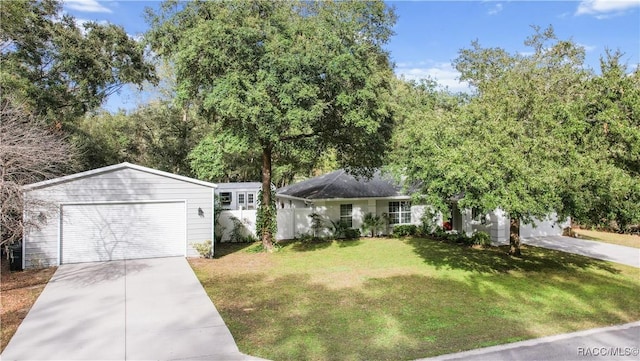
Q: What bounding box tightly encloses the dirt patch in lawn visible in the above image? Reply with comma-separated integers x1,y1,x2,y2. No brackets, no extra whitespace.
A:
1,259,56,353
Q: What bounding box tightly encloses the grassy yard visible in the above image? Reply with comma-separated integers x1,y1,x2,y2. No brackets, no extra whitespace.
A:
572,228,640,249
190,238,640,361
0,261,56,353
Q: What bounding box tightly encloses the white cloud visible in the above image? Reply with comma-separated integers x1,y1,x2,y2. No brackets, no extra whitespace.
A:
65,0,112,14
577,43,597,52
488,3,503,15
395,62,472,93
576,0,640,17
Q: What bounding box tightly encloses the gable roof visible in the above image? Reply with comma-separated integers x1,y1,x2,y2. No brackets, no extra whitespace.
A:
23,162,217,191
276,169,409,200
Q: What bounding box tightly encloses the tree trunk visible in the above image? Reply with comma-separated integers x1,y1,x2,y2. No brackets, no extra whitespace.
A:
261,145,274,251
509,217,522,256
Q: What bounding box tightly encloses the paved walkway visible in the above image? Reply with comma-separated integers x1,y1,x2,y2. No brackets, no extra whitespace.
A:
1,257,265,361
522,235,640,268
417,321,640,361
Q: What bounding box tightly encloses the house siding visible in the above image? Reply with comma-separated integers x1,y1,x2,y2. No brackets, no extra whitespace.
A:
24,167,213,268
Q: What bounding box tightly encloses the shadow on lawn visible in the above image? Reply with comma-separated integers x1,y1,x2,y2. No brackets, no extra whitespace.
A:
289,239,362,252
200,267,639,361
404,237,620,275
201,272,532,361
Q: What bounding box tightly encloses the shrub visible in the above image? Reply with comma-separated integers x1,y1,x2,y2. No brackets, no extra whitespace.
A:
330,219,351,239
419,209,439,236
432,226,448,240
393,224,418,237
191,240,213,258
343,228,361,240
471,231,492,246
457,232,473,245
362,213,385,237
308,213,325,237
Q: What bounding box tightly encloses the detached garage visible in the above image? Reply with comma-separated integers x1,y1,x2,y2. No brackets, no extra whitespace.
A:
22,163,216,268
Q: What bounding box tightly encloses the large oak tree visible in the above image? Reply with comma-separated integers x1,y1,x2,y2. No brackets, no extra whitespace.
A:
391,26,640,255
1,0,155,125
146,0,397,250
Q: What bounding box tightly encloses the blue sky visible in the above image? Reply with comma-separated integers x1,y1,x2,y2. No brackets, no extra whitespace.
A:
62,0,640,111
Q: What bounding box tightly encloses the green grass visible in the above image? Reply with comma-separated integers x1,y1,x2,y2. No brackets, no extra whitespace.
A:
572,228,640,249
190,238,640,361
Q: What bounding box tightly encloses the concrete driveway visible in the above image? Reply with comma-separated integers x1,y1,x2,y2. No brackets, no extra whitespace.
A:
1,257,263,361
523,235,640,268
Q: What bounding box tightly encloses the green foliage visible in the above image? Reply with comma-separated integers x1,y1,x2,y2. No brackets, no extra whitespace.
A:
308,213,325,239
362,213,386,237
1,0,155,125
390,25,640,254
471,231,492,247
147,0,397,248
343,228,361,240
330,219,350,239
213,195,225,243
329,220,360,240
392,225,418,237
191,240,213,258
419,209,440,236
227,216,258,243
189,127,261,182
256,189,278,243
74,102,207,174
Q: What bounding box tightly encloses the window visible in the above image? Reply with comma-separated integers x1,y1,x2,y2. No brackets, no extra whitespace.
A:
388,201,411,225
472,207,486,224
220,192,232,208
238,193,245,207
247,193,255,209
340,204,353,228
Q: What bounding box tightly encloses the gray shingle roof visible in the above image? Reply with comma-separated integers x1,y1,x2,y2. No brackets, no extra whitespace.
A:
276,169,407,200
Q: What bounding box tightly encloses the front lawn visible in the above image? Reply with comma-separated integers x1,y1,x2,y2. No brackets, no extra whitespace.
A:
190,238,640,361
572,228,640,249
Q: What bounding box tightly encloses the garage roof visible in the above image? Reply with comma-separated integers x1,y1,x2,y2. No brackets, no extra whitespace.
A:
23,162,217,191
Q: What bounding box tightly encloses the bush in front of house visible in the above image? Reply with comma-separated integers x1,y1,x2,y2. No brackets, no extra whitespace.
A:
393,224,418,237
330,219,361,240
192,240,213,258
471,231,492,246
343,228,361,240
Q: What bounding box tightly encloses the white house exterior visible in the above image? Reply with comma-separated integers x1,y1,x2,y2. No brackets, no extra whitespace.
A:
215,182,261,210
274,170,427,239
450,203,570,244
22,163,216,268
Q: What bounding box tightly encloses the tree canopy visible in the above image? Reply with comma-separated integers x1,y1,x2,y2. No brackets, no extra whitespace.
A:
1,0,155,124
146,0,397,249
391,26,640,255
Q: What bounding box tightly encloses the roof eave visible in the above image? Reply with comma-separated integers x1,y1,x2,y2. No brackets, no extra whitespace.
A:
23,162,218,191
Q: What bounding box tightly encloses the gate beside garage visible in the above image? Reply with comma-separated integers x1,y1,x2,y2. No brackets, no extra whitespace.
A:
22,163,217,268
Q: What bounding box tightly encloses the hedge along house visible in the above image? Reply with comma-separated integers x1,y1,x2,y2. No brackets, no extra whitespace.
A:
275,169,429,239
22,162,216,268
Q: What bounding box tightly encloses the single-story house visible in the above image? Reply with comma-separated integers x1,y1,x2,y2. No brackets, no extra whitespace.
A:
274,169,569,243
275,169,429,238
21,162,216,268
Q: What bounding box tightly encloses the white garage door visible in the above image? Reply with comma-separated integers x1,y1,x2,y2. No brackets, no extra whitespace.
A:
61,201,186,264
